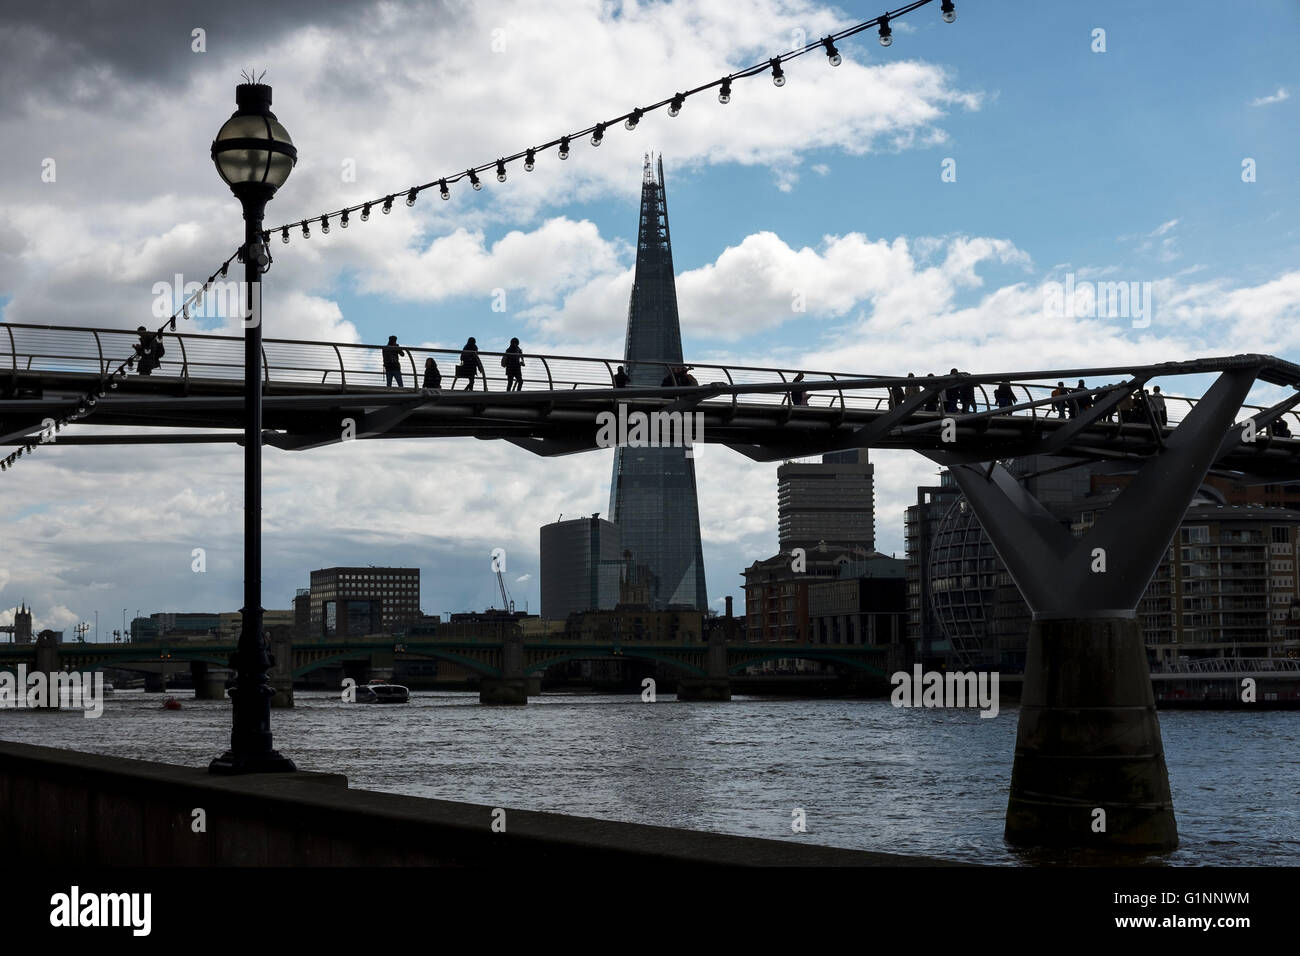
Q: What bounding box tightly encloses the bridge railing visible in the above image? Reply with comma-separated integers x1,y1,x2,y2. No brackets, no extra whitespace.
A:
1151,657,1300,674
6,322,1300,433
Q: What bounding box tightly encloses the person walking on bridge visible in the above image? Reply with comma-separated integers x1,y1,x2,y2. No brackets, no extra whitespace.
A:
1149,385,1167,426
614,366,630,388
994,381,1015,410
788,371,808,407
904,372,920,401
922,374,940,412
134,326,164,375
959,375,977,414
1051,381,1068,418
502,337,525,392
944,369,961,413
453,337,486,391
422,357,441,390
382,335,406,387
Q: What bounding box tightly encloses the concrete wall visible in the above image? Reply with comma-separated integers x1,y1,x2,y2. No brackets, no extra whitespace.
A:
0,742,956,866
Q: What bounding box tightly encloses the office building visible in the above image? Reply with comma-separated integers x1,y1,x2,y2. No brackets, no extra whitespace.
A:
778,449,875,553
309,566,420,638
540,515,623,620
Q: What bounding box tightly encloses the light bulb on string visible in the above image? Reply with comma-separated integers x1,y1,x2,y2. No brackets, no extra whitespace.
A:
625,108,642,131
559,136,571,159
591,123,605,147
496,159,507,182
361,203,371,221
719,79,731,104
439,179,450,200
822,37,841,66
769,57,785,86
468,169,482,190
382,195,394,214
668,94,684,116
878,16,892,46
524,149,535,171
406,188,418,206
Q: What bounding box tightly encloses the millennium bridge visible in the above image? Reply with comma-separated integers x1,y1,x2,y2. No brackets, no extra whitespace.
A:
5,321,1300,851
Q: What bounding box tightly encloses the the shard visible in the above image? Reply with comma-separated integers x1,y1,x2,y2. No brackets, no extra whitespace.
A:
608,154,708,610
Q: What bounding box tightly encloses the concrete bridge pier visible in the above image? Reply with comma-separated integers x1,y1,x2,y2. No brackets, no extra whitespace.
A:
937,366,1257,851
143,672,166,693
677,632,731,702
480,633,527,705
269,632,294,709
190,661,231,701
33,634,60,709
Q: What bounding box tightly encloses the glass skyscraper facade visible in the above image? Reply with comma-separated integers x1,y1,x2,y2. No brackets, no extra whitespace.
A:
540,516,623,620
608,154,708,610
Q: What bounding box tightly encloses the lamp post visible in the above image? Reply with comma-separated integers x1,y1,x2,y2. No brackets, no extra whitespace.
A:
209,80,297,774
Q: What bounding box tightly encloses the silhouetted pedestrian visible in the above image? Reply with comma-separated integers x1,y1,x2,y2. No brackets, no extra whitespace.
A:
382,335,406,387
1149,385,1167,426
889,383,906,408
1117,389,1135,423
1051,381,1068,418
944,368,960,413
923,374,939,412
422,357,441,390
135,326,163,375
994,381,1015,409
614,366,629,388
1072,379,1092,417
453,337,486,391
959,376,976,414
1274,417,1292,438
904,372,920,400
789,372,807,407
502,337,525,392
1132,389,1149,424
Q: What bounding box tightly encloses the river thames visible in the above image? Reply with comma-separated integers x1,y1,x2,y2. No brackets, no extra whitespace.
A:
3,690,1296,866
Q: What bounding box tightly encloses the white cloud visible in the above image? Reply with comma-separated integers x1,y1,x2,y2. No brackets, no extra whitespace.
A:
1250,87,1289,107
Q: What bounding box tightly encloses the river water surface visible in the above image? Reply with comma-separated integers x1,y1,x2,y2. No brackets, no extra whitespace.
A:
3,690,1296,866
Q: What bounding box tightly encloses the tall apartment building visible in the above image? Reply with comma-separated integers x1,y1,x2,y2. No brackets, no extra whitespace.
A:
308,566,420,638
907,466,1300,669
777,449,875,553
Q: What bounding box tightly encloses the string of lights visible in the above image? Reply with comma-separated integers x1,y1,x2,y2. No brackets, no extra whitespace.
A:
2,0,957,474
1,244,245,472
265,0,955,241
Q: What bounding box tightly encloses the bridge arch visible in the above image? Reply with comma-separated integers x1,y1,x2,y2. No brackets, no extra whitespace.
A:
523,648,707,678
725,650,889,678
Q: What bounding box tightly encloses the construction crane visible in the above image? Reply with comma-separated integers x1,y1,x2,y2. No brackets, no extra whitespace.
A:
495,566,515,613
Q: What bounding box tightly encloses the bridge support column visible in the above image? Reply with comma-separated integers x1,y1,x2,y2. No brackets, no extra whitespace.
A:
34,634,60,709
143,672,165,693
269,633,294,709
677,632,731,701
191,661,229,701
936,367,1258,851
480,632,527,705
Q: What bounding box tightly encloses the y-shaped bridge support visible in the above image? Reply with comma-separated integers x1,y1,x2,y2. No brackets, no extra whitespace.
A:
930,367,1258,849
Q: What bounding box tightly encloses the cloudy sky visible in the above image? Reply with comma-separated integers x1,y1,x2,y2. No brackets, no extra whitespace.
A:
2,0,1298,636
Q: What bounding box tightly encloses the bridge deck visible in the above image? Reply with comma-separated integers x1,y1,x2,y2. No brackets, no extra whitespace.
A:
4,323,1300,475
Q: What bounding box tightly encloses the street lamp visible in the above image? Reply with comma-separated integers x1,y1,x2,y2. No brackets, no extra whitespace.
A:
209,80,297,774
